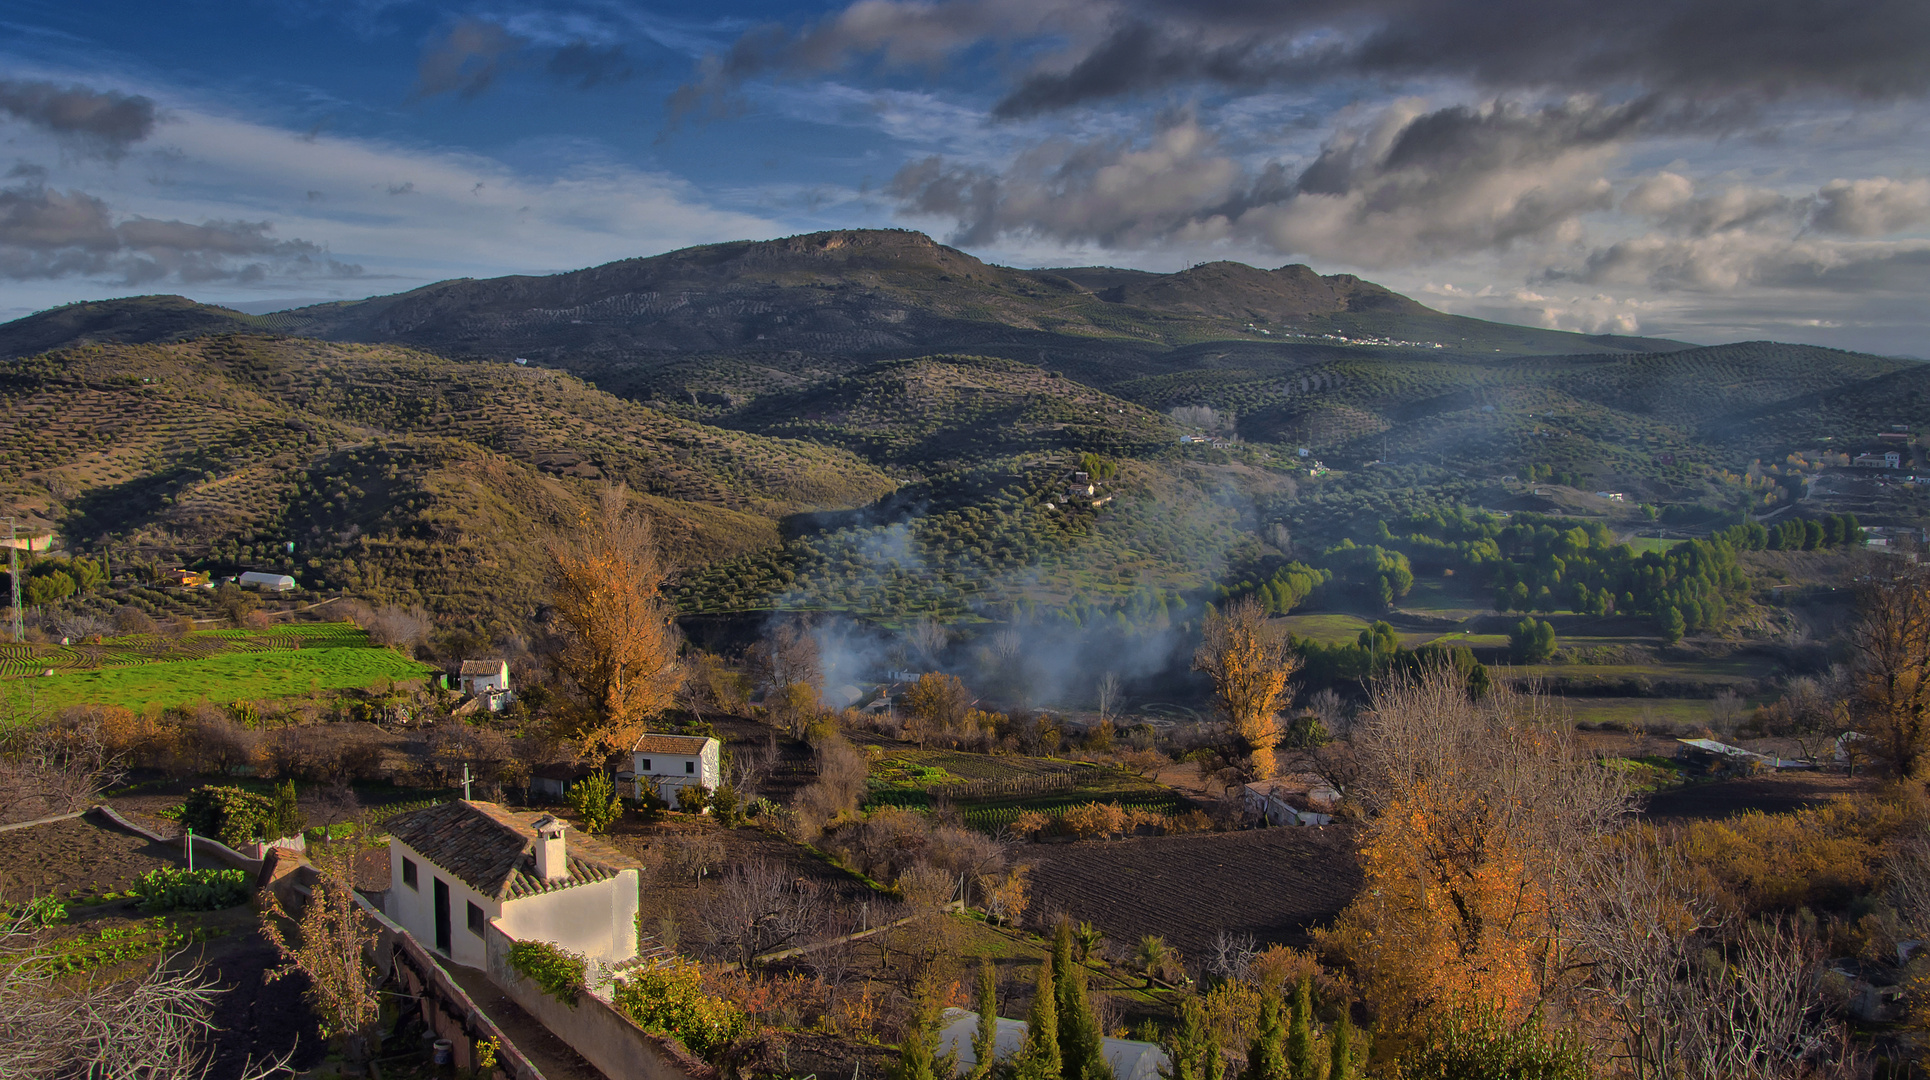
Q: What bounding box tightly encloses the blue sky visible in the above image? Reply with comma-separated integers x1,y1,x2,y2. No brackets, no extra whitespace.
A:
4,0,1930,355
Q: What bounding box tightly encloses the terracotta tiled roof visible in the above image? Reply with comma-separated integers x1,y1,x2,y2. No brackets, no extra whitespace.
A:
385,800,640,901
631,733,715,755
459,659,508,676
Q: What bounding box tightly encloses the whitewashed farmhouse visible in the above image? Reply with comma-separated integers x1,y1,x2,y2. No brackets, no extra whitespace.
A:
384,800,641,970
459,659,511,698
626,733,721,803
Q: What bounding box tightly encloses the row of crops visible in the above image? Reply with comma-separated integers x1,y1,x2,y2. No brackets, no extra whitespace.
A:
0,623,372,676
960,789,1193,833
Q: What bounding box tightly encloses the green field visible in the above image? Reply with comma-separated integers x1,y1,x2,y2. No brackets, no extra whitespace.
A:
2,644,431,714
1624,537,1689,555
1562,696,1732,727
1275,612,1382,644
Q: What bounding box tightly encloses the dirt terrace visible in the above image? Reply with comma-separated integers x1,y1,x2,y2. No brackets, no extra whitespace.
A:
1023,825,1362,969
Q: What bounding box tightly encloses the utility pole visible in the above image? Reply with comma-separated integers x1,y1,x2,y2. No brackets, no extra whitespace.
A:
463,762,472,801
4,518,20,642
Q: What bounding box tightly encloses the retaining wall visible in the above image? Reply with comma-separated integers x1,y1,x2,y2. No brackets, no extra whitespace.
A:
484,923,716,1080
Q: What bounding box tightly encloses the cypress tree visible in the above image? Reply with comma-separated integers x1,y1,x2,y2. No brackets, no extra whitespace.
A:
893,976,951,1080
1284,978,1314,1080
971,959,999,1080
1327,1008,1353,1080
1242,993,1287,1080
1013,957,1060,1080
1055,923,1109,1080
1160,996,1221,1080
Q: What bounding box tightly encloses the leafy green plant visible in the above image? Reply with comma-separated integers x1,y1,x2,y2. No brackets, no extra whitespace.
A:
567,772,622,834
508,940,587,1006
675,784,712,815
613,959,748,1061
9,895,66,927
180,784,275,847
130,867,250,912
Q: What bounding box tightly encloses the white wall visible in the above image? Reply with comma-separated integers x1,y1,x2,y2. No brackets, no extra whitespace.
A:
389,838,502,970
631,741,720,802
499,869,640,965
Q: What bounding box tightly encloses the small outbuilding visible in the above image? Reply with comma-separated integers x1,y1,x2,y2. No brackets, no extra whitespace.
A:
238,571,296,591
459,659,511,700
384,800,642,971
628,733,721,804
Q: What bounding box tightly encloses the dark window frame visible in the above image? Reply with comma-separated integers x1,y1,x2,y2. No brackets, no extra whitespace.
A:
685,760,695,774
467,901,486,936
639,758,651,771
401,857,419,890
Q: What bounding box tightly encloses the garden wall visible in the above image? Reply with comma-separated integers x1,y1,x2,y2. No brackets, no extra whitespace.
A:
483,923,716,1080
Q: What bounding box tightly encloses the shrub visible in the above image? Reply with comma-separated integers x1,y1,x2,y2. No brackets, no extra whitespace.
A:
711,786,742,826
9,895,67,926
180,784,275,847
676,785,713,815
508,940,588,1006
567,772,622,834
131,867,250,912
613,959,750,1061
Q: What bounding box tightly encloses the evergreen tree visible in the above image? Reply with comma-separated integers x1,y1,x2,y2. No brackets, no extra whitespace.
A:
1242,993,1287,1080
269,779,304,840
1660,605,1685,644
1284,978,1314,1080
971,959,999,1080
1055,923,1109,1080
1327,1009,1355,1080
892,973,957,1080
1159,997,1221,1080
1013,957,1061,1080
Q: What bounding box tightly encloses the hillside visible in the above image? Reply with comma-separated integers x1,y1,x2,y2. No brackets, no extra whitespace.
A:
0,336,898,634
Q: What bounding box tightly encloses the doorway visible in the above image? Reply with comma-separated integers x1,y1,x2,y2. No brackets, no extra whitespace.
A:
433,878,452,954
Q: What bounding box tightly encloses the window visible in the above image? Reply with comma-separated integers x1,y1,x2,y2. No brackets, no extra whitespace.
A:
685,760,695,774
639,758,651,771
467,902,486,936
402,857,418,890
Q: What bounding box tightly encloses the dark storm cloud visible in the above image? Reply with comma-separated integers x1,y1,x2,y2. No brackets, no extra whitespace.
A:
682,0,1930,116
0,80,158,156
891,99,1664,264
0,180,361,285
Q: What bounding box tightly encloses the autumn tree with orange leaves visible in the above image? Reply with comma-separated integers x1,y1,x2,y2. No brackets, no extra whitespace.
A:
1194,596,1298,777
548,486,684,759
1318,665,1630,1051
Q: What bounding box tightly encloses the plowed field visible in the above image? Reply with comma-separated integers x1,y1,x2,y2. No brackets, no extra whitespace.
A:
1024,826,1361,968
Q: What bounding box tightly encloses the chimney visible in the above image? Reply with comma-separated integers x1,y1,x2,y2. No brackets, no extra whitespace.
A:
533,815,569,882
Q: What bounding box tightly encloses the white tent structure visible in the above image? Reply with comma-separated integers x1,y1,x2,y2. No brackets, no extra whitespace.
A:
936,1009,1168,1080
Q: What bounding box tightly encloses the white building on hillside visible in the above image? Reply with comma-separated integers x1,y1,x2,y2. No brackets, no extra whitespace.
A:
384,800,641,970
459,659,511,698
626,733,721,804
239,571,295,590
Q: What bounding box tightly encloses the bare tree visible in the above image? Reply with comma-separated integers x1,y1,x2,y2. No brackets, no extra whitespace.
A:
260,843,383,1062
724,745,773,803
1207,930,1258,985
0,714,126,825
694,858,826,968
1095,671,1122,722
1851,562,1930,777
0,914,291,1080
906,618,950,668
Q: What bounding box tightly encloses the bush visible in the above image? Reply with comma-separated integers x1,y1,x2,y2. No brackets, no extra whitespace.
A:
613,959,749,1061
131,867,250,912
567,772,622,834
676,785,713,815
507,940,587,1006
711,786,742,826
180,784,275,848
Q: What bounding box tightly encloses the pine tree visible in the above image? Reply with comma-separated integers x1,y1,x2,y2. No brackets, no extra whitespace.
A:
1055,923,1109,1080
971,959,999,1080
1327,1008,1354,1080
269,779,304,841
1284,977,1314,1080
1012,957,1060,1080
1242,993,1286,1080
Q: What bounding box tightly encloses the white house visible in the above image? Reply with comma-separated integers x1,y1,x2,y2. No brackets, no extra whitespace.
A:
1855,451,1903,469
458,659,512,709
626,733,721,803
238,571,296,591
384,800,641,970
